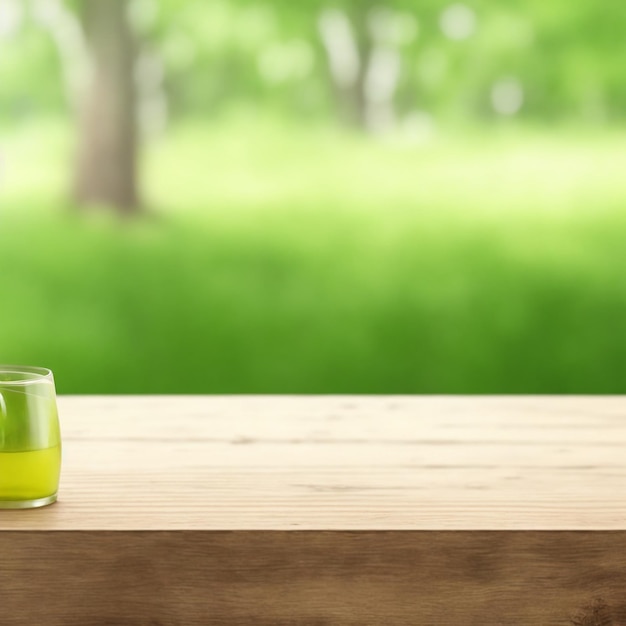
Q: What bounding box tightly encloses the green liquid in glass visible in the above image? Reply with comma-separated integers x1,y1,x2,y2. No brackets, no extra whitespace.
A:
0,445,61,500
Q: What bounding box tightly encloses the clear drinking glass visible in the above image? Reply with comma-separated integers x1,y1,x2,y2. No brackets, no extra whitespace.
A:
0,365,61,508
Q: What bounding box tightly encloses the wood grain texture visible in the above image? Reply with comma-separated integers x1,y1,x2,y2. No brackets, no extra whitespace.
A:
1,396,626,625
2,531,626,625
0,395,625,530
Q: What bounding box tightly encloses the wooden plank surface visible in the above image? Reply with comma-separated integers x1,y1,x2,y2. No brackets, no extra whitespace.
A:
2,396,626,625
0,395,624,530
2,531,626,625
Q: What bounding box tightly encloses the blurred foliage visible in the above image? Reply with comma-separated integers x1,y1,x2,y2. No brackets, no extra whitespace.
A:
2,1,626,392
1,0,625,126
2,120,626,393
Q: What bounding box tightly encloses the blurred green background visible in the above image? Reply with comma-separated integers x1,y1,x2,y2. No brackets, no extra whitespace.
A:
1,0,625,393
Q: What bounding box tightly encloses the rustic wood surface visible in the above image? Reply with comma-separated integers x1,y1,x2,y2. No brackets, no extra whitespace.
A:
1,396,625,625
2,531,626,626
0,395,624,530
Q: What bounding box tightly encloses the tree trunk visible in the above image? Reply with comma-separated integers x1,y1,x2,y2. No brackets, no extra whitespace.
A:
318,3,383,132
347,4,373,130
75,0,139,213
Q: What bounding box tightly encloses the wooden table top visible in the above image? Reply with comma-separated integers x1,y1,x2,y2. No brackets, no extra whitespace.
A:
1,395,624,531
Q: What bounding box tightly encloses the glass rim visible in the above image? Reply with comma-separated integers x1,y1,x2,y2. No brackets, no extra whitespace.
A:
0,365,53,385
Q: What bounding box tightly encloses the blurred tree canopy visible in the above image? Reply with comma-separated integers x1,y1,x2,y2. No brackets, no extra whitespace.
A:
1,0,625,211
2,0,625,128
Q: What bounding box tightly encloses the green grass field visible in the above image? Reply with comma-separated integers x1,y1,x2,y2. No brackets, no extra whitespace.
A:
2,119,626,393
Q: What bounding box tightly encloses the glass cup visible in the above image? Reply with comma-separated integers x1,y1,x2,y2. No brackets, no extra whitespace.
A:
0,365,61,509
